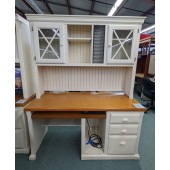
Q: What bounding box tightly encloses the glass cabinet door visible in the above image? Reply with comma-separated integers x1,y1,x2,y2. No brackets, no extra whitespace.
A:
107,25,139,64
33,23,65,63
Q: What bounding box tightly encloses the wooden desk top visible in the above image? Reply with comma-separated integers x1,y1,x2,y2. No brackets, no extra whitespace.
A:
25,92,146,112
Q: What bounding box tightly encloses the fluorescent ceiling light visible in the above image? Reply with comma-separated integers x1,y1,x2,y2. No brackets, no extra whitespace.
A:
140,25,155,33
108,0,125,16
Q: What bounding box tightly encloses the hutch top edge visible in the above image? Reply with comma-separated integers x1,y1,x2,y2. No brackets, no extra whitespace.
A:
25,14,146,24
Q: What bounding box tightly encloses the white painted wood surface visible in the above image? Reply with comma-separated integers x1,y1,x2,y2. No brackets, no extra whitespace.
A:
67,25,92,38
81,111,144,160
69,42,91,63
40,66,126,92
108,135,138,155
15,15,35,99
26,111,48,160
15,107,30,154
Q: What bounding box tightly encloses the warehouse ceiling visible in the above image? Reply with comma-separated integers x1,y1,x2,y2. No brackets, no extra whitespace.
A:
15,0,155,30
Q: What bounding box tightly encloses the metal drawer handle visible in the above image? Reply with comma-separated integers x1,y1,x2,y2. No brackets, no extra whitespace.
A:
121,129,127,134
122,118,128,123
120,141,126,146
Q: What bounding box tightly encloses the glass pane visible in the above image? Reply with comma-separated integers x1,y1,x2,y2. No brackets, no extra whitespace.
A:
39,39,48,57
112,30,133,60
113,30,131,39
111,40,121,59
39,29,56,38
51,39,60,57
42,46,57,59
123,38,132,58
114,48,128,59
38,28,60,59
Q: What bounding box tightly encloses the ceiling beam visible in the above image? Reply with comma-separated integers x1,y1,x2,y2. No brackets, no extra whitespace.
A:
142,6,155,16
43,0,53,14
122,7,155,15
23,0,37,13
144,21,154,25
15,6,25,16
38,0,106,15
113,0,128,15
15,6,26,19
66,0,71,15
88,0,112,6
90,0,96,15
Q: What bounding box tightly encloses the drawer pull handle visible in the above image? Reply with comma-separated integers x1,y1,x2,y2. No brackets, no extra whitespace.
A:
120,141,126,146
121,129,127,134
122,118,128,123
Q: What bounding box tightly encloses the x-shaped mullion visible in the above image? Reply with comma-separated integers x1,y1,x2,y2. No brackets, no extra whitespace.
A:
38,28,60,59
112,30,133,60
52,29,60,37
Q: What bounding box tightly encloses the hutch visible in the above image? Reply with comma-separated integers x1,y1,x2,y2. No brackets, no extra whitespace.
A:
25,15,146,160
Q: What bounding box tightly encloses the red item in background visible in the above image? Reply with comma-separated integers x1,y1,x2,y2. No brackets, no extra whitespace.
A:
140,33,151,40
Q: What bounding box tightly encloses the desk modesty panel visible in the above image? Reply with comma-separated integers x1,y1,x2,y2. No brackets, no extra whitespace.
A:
24,92,146,112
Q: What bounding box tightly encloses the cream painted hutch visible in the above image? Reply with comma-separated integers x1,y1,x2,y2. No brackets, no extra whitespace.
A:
15,15,35,153
25,15,146,160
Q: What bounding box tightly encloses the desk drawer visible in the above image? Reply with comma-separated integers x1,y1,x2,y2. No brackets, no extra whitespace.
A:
109,124,139,135
108,135,137,155
110,112,141,124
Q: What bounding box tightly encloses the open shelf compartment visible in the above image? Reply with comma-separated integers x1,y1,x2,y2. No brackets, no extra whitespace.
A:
81,117,106,156
67,25,92,63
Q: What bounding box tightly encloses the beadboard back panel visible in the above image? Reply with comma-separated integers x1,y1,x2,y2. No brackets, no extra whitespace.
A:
67,25,92,63
41,66,126,92
67,25,92,38
69,42,91,63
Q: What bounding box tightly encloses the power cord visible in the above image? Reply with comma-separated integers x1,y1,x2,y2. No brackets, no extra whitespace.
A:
86,119,102,148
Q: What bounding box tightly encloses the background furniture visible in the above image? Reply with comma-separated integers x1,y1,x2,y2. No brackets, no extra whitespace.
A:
135,34,155,98
25,15,145,160
15,15,36,153
142,77,155,113
136,34,155,77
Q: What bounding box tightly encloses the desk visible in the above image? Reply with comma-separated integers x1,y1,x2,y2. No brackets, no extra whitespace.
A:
25,92,145,160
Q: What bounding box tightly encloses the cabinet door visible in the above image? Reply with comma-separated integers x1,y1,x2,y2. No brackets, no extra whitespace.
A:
33,23,65,63
107,25,139,64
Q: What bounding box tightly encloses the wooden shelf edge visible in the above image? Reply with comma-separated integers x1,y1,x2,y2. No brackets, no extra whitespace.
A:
32,111,106,119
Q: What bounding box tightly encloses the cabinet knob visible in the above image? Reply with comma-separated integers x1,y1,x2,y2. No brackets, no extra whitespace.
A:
120,141,126,146
122,118,128,123
108,45,112,47
121,129,127,134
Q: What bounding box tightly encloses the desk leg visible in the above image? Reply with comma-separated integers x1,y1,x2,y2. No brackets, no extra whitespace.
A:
26,111,48,160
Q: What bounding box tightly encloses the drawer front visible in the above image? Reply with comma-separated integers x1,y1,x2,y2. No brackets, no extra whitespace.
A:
15,129,25,148
109,124,139,135
108,136,137,155
110,112,141,124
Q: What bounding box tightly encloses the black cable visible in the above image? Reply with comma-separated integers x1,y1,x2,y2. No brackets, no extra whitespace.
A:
86,119,102,148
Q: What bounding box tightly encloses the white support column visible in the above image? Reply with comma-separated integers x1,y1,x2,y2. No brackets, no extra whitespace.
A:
26,111,48,160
